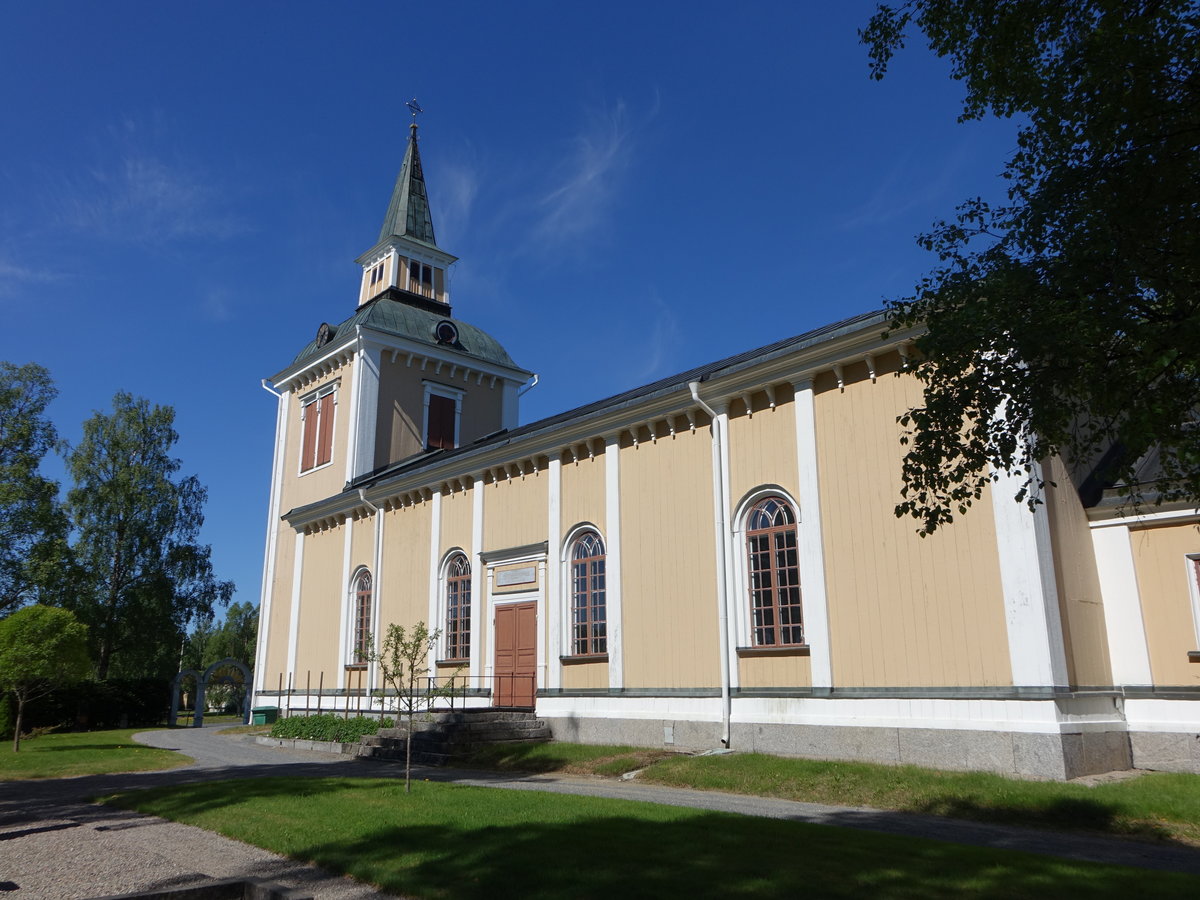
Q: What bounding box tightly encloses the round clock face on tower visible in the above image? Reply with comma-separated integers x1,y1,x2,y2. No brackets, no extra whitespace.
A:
315,322,333,347
434,320,458,345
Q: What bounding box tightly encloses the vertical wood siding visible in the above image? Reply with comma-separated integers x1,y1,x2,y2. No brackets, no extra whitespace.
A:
281,367,352,508
619,426,720,688
727,385,799,506
380,503,433,630
349,514,375,576
459,381,504,447
439,485,473,559
814,354,1012,688
374,358,425,467
1131,521,1200,686
560,448,606,537
738,654,812,688
561,661,610,690
262,528,295,687
1043,456,1113,686
483,465,548,551
295,527,344,686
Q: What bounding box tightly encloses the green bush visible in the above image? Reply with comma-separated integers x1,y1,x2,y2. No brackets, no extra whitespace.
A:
16,678,170,733
269,713,393,743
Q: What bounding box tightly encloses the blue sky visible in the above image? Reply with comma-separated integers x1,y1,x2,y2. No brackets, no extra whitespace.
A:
1,3,1018,619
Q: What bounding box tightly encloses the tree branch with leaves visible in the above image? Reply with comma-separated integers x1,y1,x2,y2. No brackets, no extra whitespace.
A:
862,0,1200,532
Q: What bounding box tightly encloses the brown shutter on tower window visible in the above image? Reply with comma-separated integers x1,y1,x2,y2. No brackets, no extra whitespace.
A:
301,398,319,471
316,393,335,467
427,394,456,450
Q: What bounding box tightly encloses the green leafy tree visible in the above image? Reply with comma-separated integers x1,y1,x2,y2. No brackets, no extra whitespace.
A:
862,1,1200,532
0,605,90,751
208,601,258,666
0,363,68,614
369,621,459,793
63,392,233,679
181,602,257,712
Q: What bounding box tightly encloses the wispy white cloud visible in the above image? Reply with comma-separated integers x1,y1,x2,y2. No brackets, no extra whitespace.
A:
201,286,234,322
47,116,247,244
622,292,683,384
0,258,64,299
533,100,633,246
435,162,480,250
838,136,977,231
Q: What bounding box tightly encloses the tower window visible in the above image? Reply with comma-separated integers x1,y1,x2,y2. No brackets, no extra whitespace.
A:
427,394,456,450
422,380,462,452
409,260,434,298
300,384,337,472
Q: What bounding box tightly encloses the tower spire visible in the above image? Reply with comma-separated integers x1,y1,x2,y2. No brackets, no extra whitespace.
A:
356,100,457,309
378,99,438,248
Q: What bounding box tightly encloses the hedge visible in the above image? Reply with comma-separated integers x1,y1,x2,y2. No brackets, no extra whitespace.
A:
269,713,394,743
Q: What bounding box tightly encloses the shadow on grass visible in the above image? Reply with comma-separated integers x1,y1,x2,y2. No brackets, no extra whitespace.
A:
906,794,1173,842
107,777,1200,899
455,744,587,773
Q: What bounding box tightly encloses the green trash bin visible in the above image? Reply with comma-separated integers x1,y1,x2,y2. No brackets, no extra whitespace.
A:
252,706,279,726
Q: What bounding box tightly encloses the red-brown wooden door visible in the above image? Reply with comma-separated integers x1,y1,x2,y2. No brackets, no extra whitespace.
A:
494,602,537,707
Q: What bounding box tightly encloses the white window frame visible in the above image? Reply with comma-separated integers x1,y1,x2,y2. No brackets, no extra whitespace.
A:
1187,554,1200,651
729,486,803,650
560,523,607,659
437,548,472,663
297,380,339,476
344,566,372,669
422,380,464,451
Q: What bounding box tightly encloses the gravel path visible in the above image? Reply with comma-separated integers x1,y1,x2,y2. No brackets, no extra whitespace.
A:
3,724,1200,898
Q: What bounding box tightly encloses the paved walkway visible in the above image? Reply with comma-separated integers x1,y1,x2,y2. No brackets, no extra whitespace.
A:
3,724,1200,898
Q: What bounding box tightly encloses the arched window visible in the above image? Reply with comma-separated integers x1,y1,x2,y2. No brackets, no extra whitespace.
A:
350,569,372,666
445,553,471,661
571,532,607,656
745,497,803,646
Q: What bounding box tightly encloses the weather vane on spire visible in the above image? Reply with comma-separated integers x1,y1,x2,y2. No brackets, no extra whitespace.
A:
406,98,424,121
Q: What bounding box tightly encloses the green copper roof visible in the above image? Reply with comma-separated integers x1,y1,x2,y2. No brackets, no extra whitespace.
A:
291,296,526,373
379,123,437,247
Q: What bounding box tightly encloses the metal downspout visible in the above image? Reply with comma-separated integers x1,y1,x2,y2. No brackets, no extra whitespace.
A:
689,381,732,747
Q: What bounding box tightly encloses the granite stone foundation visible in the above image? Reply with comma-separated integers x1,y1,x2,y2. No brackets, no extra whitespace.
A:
543,715,1134,780
1129,731,1200,774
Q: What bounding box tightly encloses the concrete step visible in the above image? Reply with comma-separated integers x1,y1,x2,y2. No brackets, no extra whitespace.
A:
358,707,550,766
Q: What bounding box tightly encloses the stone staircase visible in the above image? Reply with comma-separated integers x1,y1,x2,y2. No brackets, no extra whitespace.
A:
359,707,551,766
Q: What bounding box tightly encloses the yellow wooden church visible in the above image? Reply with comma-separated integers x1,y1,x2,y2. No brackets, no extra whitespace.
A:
253,119,1200,780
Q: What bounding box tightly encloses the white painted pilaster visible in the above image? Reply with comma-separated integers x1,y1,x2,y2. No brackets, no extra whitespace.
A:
347,337,381,483
370,505,385,696
793,379,833,689
547,455,563,690
470,474,485,682
337,520,354,687
605,434,624,690
253,387,289,695
285,530,305,680
1091,522,1153,685
991,465,1069,687
428,489,443,637
715,404,738,692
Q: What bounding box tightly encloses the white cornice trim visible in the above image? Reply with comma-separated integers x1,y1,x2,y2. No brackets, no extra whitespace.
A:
1089,507,1200,528
285,321,919,529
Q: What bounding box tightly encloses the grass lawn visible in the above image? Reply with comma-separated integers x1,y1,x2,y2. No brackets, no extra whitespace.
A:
106,776,1200,899
640,752,1200,844
0,728,191,781
456,740,676,776
456,742,1200,846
